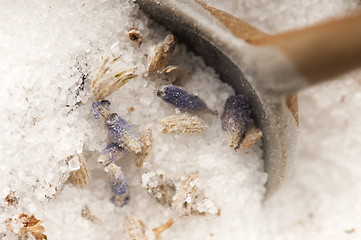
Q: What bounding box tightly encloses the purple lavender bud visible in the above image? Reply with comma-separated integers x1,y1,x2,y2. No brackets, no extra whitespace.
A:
105,113,142,154
221,95,251,149
92,100,111,119
98,142,128,166
157,85,216,114
108,163,128,196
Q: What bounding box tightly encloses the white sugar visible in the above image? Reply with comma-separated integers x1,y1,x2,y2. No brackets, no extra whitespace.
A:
1,0,361,240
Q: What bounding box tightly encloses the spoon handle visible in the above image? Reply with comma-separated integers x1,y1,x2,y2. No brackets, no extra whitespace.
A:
256,13,361,85
196,1,361,88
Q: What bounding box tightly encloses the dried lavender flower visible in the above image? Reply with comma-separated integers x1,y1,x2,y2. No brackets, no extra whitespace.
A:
107,163,130,207
91,56,137,101
127,28,142,43
98,142,128,166
124,217,148,240
157,85,217,114
147,34,176,74
160,113,206,134
141,171,176,207
105,113,142,154
135,129,153,168
107,163,128,196
221,95,251,149
92,100,111,120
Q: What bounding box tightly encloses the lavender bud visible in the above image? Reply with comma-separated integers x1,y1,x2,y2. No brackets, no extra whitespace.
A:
157,85,216,114
107,163,128,196
221,95,251,149
105,113,142,154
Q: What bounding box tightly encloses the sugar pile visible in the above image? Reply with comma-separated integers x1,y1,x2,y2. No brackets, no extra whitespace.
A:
2,0,361,239
0,1,266,239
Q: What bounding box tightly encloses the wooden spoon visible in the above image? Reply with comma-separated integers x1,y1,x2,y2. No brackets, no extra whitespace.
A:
136,0,361,197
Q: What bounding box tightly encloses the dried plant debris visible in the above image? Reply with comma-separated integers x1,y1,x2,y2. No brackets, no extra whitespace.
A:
92,100,111,120
5,191,18,206
81,205,101,224
172,171,199,213
236,127,262,151
160,113,206,134
158,65,180,74
127,28,142,43
91,56,137,101
142,171,176,207
152,218,177,239
147,34,176,74
7,214,47,240
68,153,89,188
106,113,142,154
152,200,219,240
190,193,220,216
135,128,153,168
98,142,128,166
142,171,220,238
157,85,217,115
142,171,220,217
107,163,129,206
124,217,148,240
221,95,251,149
